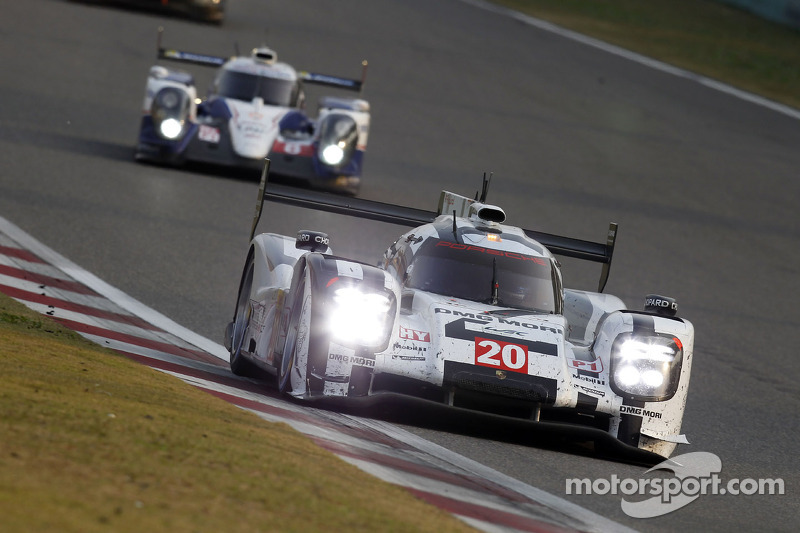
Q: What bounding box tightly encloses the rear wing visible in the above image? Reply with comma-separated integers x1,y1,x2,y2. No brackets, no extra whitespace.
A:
154,28,367,94
299,61,368,94
250,160,617,292
156,28,228,67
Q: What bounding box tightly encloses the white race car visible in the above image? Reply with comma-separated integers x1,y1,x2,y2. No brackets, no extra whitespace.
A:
135,30,370,195
225,163,695,458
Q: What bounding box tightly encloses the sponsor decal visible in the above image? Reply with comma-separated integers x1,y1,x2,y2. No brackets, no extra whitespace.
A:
483,326,526,337
573,373,607,386
620,405,662,419
435,308,563,335
399,326,430,342
328,353,375,368
435,241,547,265
645,296,678,312
273,140,314,157
391,342,427,353
568,357,603,373
579,385,606,397
238,121,267,138
198,124,220,143
298,232,330,247
391,354,426,361
473,337,530,374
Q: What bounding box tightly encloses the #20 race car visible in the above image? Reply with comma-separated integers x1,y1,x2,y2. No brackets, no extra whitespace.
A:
135,30,370,195
225,162,695,458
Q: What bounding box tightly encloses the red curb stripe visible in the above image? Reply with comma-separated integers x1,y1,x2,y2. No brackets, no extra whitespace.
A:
0,245,45,264
406,487,581,533
311,435,533,505
196,386,415,451
0,263,98,296
0,283,159,331
118,349,265,393
52,317,225,367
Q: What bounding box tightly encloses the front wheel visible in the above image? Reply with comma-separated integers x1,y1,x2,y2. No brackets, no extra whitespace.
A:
278,273,309,394
229,252,260,377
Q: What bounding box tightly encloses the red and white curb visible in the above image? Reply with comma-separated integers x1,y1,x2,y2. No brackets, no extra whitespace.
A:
0,216,636,533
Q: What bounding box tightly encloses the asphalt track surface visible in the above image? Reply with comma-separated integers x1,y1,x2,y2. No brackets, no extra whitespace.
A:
1,1,798,531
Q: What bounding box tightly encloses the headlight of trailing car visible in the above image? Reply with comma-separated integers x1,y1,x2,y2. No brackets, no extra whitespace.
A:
317,114,358,167
151,87,191,141
610,333,683,402
327,286,395,348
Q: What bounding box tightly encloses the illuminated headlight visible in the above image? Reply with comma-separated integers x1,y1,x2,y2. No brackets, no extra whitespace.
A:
328,287,393,347
610,333,682,401
317,114,357,168
151,87,190,141
320,143,346,165
159,118,184,139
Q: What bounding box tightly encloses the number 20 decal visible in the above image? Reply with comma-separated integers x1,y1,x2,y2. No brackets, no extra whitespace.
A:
474,337,529,374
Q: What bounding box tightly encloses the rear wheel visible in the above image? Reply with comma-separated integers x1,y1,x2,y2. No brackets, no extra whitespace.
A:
229,252,260,377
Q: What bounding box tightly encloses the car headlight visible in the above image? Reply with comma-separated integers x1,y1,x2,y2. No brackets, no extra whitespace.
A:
317,114,358,167
151,87,190,140
321,143,346,165
610,333,683,401
327,286,394,347
158,118,184,139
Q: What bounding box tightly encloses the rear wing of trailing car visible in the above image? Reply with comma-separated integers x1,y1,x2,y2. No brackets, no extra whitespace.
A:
298,64,368,93
156,28,229,67
154,28,368,94
250,160,617,292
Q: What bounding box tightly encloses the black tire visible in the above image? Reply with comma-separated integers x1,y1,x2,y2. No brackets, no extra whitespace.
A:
229,252,260,377
278,273,307,394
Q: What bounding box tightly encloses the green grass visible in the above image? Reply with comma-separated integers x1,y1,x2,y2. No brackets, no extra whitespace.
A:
493,0,800,109
0,293,476,533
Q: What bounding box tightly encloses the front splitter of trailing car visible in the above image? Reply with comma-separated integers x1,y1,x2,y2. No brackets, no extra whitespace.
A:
291,390,670,466
269,153,361,195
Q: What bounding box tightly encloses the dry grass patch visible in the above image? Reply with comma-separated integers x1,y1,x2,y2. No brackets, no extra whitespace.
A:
0,294,475,533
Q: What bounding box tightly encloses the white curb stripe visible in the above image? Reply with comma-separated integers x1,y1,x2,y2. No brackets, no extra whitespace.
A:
0,216,229,360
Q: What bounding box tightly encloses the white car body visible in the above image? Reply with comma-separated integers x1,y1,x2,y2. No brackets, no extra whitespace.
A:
226,175,695,459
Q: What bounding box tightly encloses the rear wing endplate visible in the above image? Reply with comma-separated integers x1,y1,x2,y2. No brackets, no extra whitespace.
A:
250,160,617,292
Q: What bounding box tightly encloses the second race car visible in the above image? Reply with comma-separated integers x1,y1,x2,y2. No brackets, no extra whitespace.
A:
135,30,370,195
225,162,695,459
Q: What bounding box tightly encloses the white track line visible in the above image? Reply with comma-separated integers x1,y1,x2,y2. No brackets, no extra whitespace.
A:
458,0,800,121
0,216,229,361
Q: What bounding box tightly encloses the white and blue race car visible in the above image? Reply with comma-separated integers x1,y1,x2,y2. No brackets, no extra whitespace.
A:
225,163,695,459
135,30,370,195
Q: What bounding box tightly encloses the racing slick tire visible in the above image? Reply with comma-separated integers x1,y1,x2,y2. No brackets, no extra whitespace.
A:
228,250,260,377
278,270,307,395
278,257,337,396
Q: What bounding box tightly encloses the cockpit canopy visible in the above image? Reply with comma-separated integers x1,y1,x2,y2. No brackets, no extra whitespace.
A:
404,238,563,314
213,61,301,107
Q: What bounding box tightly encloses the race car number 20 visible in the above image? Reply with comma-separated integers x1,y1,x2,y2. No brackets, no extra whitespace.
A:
474,337,529,374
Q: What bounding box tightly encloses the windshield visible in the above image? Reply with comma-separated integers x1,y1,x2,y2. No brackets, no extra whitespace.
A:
215,70,297,106
405,239,561,313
